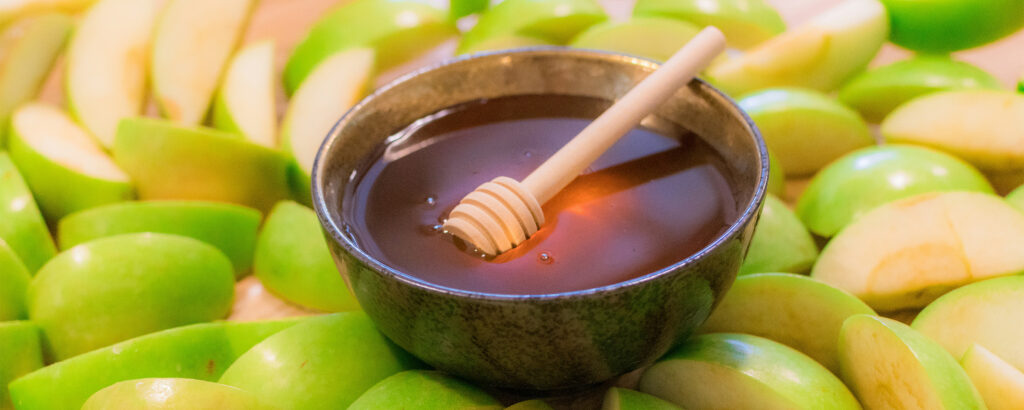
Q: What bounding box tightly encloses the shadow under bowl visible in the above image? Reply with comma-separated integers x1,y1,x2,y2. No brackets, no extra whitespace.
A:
312,48,768,392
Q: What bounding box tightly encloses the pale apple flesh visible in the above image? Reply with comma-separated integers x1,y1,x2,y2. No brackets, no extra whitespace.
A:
961,344,1024,410
838,315,985,409
13,103,126,182
82,378,273,410
66,0,161,147
151,0,254,125
0,13,72,146
213,40,277,147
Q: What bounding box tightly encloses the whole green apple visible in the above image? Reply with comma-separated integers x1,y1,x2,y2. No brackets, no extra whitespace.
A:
254,201,359,312
638,333,859,409
1009,183,1024,212
82,378,273,410
348,370,502,410
739,194,818,275
219,313,424,410
0,153,54,273
8,318,301,410
961,344,1024,409
839,56,1002,122
58,200,262,277
283,0,456,93
881,0,1024,53
568,17,701,63
797,144,994,238
632,0,785,49
0,240,30,320
0,321,42,410
738,87,874,176
28,233,235,360
603,387,682,410
839,314,985,409
457,0,607,54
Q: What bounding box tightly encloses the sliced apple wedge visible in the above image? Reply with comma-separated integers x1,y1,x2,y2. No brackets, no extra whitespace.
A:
151,0,254,125
961,344,1024,410
65,0,161,148
812,192,1024,312
7,103,133,220
212,41,276,147
0,153,55,273
83,378,272,410
0,13,72,145
1009,184,1024,212
739,194,818,275
456,0,607,54
706,0,888,96
281,48,374,204
0,0,95,28
632,0,786,49
603,388,682,410
568,17,702,63
839,314,985,409
0,321,42,410
0,239,30,321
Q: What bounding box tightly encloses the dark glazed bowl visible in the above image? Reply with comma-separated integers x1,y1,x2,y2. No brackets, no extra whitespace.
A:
312,48,768,391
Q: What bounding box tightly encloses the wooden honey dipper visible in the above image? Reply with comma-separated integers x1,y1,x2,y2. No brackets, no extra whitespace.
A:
443,26,728,256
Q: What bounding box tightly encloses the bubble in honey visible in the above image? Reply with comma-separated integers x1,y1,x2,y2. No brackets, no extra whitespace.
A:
538,252,554,264
423,195,437,208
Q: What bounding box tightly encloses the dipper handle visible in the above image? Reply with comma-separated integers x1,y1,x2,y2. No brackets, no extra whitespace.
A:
522,26,727,204
443,27,727,255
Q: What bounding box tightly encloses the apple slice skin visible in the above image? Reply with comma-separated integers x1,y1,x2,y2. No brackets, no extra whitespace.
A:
0,0,95,27
457,0,607,54
0,239,30,320
113,118,292,213
632,0,785,49
1009,184,1024,212
82,378,274,410
699,273,874,373
219,312,424,410
839,315,985,410
739,194,818,275
58,201,261,277
568,17,702,63
838,56,1002,122
881,0,1024,53
284,0,456,93
255,201,359,312
348,370,502,410
457,35,553,55
738,87,873,176
797,144,994,238
507,399,555,409
8,318,301,410
766,148,785,197
212,41,277,148
961,344,1024,410
0,14,72,145
0,153,55,273
603,387,682,410
28,233,236,361
0,321,43,410
912,276,1024,373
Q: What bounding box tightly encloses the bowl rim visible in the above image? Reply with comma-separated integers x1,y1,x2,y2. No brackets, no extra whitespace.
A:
311,47,768,301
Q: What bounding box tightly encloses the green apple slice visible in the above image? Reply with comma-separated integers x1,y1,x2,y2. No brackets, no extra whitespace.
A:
507,399,554,409
812,192,1024,311
8,103,133,221
0,239,30,320
151,0,254,125
457,0,607,54
8,318,301,410
212,41,276,148
569,17,702,63
255,201,359,312
838,56,1002,122
451,0,488,19
706,0,888,96
283,0,457,94
349,370,502,410
457,34,553,55
1009,184,1024,212
881,0,1024,53
699,273,874,373
219,313,424,410
280,48,374,204
602,387,681,410
911,275,1024,373
632,0,785,49
739,87,873,176
838,314,985,409
83,378,273,410
113,117,291,213
882,90,1024,193
766,148,785,197
0,13,71,146
797,145,994,238
29,233,235,360
65,0,161,147
637,333,859,409
0,321,42,410
961,344,1024,410
739,194,818,275
0,0,94,28
0,153,54,272
58,200,262,277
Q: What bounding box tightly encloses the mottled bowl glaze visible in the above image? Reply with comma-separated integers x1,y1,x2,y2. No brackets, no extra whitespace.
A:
312,48,768,391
